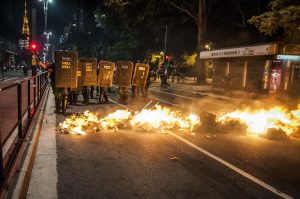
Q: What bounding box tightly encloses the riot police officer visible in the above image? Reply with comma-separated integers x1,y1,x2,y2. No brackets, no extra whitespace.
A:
39,61,68,114
131,63,150,100
97,60,115,103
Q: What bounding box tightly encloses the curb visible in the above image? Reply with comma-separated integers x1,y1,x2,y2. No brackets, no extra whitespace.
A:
151,82,245,101
6,86,50,199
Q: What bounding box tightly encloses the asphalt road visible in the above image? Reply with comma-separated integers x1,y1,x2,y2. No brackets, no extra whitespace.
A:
36,85,300,199
0,70,30,82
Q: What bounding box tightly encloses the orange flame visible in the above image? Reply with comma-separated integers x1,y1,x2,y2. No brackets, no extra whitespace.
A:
59,105,200,135
217,104,300,136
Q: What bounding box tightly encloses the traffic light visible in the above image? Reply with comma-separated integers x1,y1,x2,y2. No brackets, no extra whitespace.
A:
30,42,39,52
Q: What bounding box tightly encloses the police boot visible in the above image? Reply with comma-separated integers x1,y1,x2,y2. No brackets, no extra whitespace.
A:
98,94,104,104
68,92,74,105
62,94,68,115
55,97,61,113
104,93,109,103
73,91,79,105
96,86,99,96
83,90,89,105
90,86,94,99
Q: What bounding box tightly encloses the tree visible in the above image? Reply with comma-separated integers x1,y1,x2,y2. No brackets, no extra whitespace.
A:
162,0,207,52
248,0,300,43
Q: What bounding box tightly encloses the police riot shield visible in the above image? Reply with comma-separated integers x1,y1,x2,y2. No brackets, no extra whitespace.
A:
55,51,78,89
132,63,150,87
80,58,97,86
115,61,134,87
98,60,115,87
77,61,83,90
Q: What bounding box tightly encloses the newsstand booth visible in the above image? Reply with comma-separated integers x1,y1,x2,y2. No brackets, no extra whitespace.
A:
199,43,300,96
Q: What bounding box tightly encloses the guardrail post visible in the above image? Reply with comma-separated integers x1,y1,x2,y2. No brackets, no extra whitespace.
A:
37,76,40,102
17,83,23,138
0,112,4,182
33,78,36,109
39,75,42,98
28,80,31,120
41,74,44,93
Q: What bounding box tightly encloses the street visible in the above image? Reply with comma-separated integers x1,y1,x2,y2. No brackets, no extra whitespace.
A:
1,0,300,198
26,84,300,199
0,70,31,83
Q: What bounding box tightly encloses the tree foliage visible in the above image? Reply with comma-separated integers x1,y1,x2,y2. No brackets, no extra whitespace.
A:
248,0,300,42
182,52,197,66
95,0,198,61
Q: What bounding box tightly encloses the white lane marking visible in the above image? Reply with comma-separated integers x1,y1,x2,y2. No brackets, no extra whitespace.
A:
142,100,153,109
150,89,196,100
108,98,134,111
109,101,293,199
148,96,182,108
168,131,293,199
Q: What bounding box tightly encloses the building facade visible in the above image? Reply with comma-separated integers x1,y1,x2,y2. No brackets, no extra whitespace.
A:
200,43,300,97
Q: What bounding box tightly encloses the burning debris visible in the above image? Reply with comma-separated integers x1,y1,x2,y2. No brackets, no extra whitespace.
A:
217,118,248,135
261,128,288,140
59,105,200,135
199,111,217,133
59,110,132,135
216,104,300,137
131,105,200,131
59,103,300,139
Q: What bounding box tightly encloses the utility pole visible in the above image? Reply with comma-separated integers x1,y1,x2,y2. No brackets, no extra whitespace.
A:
164,24,168,60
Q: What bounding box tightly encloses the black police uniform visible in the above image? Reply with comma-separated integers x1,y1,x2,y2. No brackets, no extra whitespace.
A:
47,63,68,113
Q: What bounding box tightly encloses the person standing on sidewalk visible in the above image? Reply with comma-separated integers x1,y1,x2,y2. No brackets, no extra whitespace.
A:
222,73,232,96
23,63,28,77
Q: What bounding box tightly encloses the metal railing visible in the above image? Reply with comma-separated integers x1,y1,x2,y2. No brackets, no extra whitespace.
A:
0,72,48,184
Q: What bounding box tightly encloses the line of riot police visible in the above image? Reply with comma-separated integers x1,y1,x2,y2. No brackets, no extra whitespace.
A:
41,50,150,114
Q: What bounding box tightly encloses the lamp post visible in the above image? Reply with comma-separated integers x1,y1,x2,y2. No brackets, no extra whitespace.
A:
39,0,52,61
44,32,52,47
39,0,52,32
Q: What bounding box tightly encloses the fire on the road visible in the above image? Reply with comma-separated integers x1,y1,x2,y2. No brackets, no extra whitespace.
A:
217,104,300,136
59,105,200,135
59,104,300,138
130,105,200,131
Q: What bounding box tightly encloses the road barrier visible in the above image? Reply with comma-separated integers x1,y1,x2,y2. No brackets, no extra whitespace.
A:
0,72,48,185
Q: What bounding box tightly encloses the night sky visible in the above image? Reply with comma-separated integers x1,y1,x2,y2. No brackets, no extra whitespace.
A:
0,0,272,53
0,0,97,43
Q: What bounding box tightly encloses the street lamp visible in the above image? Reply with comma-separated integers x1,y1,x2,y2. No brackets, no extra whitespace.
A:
44,32,52,43
205,44,211,51
38,0,52,32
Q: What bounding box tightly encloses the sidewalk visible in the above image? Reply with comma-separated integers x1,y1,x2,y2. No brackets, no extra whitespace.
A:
7,87,57,199
26,89,58,198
